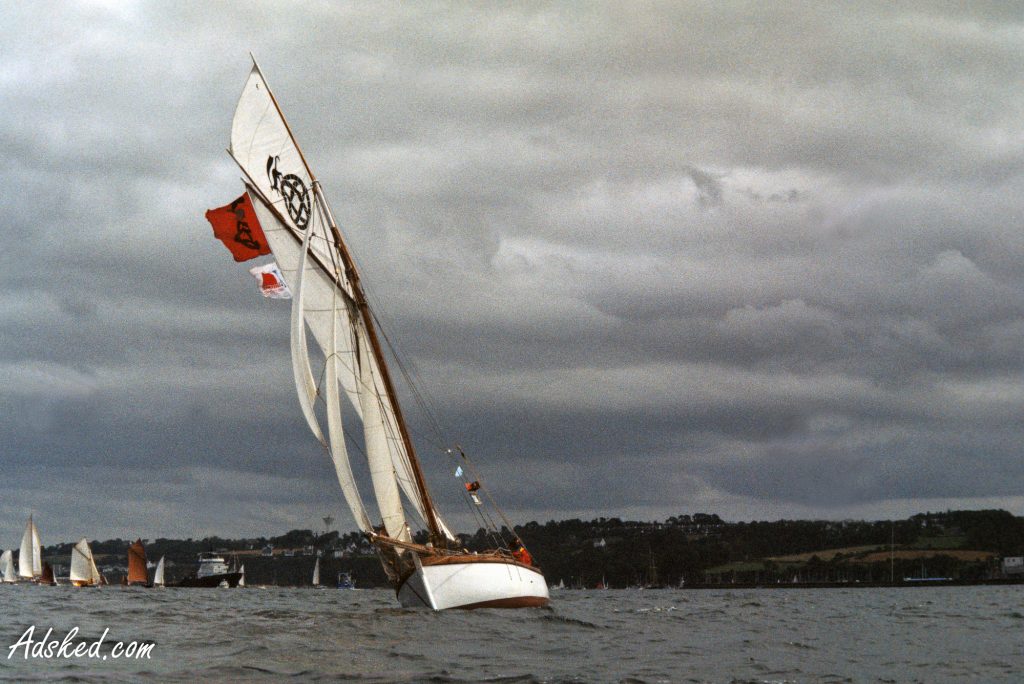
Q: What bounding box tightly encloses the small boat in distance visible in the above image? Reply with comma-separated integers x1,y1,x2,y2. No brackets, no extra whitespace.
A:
40,562,56,586
151,556,165,588
126,539,148,586
0,550,15,583
69,538,104,587
173,552,243,588
18,515,42,582
312,557,322,588
237,563,245,587
336,572,355,589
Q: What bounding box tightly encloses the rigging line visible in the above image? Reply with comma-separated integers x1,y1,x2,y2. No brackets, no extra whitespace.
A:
364,298,450,447
456,447,517,547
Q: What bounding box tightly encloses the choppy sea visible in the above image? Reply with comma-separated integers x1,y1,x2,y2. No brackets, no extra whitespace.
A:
0,585,1021,682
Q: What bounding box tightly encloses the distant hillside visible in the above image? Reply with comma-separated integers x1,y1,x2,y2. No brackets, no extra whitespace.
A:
34,509,1024,588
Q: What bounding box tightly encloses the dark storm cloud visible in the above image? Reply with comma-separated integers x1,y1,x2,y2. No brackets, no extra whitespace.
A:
2,2,1023,542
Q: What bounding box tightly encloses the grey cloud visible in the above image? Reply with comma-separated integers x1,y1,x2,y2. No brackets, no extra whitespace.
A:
2,3,1024,542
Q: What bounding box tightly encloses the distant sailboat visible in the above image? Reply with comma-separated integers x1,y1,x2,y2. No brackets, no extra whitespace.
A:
219,58,549,611
40,562,56,586
17,516,42,581
312,558,321,587
152,556,165,588
237,563,245,588
69,538,103,587
126,540,148,586
0,550,15,583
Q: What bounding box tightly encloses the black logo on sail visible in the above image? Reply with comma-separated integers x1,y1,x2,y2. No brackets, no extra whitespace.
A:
266,155,311,230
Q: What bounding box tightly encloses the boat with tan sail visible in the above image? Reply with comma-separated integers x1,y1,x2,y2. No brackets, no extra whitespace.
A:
125,539,148,586
210,58,549,610
69,538,104,587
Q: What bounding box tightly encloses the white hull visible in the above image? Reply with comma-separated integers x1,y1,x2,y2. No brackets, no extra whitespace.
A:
397,556,550,610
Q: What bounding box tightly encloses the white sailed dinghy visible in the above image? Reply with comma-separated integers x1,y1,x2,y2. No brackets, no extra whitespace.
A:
219,58,548,610
69,538,103,587
152,556,166,588
17,515,42,582
0,550,16,583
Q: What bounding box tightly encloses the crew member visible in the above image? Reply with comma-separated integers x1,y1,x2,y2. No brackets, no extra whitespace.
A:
511,540,533,566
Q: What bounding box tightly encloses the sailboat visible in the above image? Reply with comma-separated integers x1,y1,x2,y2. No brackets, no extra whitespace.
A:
126,539,148,586
40,562,56,586
312,557,322,588
237,563,245,588
17,515,42,581
152,556,165,588
69,538,103,587
0,550,15,583
220,59,549,610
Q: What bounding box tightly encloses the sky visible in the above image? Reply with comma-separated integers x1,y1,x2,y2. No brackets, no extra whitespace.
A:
2,2,1024,544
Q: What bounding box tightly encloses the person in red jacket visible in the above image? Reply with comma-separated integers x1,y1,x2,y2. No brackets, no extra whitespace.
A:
511,539,533,566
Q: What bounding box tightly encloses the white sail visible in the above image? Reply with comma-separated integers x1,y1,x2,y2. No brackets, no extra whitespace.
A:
357,322,410,541
230,64,356,300
289,198,327,446
238,564,246,587
326,298,373,533
0,550,14,583
31,521,41,577
18,516,37,578
312,557,320,586
153,556,165,587
69,538,101,586
232,67,446,541
247,193,363,413
361,341,457,541
249,192,373,533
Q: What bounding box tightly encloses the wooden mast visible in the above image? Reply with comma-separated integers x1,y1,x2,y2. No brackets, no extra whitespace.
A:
251,59,444,545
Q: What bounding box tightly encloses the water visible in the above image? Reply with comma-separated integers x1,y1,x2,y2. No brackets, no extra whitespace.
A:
0,585,1021,682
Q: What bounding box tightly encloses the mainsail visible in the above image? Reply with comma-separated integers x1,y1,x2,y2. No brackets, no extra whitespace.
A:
18,516,41,579
229,62,452,544
0,550,15,583
127,539,148,585
69,538,102,587
312,557,320,586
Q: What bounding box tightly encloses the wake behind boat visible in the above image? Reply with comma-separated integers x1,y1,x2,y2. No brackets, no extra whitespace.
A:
209,58,549,610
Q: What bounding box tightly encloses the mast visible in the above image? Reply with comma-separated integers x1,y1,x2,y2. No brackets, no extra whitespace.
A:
250,59,443,544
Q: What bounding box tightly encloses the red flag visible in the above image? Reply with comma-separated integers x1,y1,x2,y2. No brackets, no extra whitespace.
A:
205,193,271,262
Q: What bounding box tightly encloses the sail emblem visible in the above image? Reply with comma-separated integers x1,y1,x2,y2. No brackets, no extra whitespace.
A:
267,155,311,229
